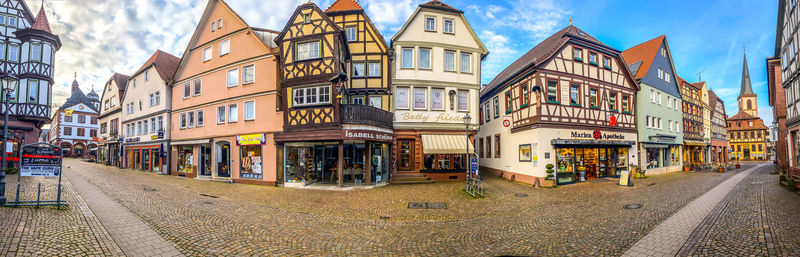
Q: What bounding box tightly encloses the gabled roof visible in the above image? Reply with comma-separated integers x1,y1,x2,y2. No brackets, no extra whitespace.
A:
728,111,758,120
325,0,362,12
31,6,51,33
708,89,719,110
132,50,180,82
275,3,342,43
172,0,276,84
621,35,664,80
483,25,626,97
420,0,462,13
391,0,487,60
692,81,706,90
99,73,129,106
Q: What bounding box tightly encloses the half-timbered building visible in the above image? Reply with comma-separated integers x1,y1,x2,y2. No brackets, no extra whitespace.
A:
1,1,60,163
776,0,800,177
390,0,486,182
621,35,683,176
478,25,639,186
275,1,395,187
729,53,768,160
709,90,729,164
679,76,705,166
97,73,129,166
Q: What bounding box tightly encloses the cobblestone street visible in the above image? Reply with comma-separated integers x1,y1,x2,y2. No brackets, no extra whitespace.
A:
1,159,798,256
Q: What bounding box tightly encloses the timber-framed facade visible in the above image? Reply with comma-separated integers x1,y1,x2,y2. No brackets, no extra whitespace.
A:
478,25,639,186
275,1,394,188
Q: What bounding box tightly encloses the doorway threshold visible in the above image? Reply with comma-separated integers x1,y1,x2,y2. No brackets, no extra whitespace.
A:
283,182,388,191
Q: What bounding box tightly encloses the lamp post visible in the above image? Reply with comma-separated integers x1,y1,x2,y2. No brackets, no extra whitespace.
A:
0,73,17,205
462,113,471,175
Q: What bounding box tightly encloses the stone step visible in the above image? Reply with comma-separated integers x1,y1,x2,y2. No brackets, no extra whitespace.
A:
392,173,428,178
389,179,435,184
211,177,232,183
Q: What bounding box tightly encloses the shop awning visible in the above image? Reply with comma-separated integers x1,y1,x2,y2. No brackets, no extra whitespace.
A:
421,134,474,154
641,143,669,149
171,139,210,146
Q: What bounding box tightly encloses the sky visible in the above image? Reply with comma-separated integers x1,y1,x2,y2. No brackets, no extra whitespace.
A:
33,0,779,126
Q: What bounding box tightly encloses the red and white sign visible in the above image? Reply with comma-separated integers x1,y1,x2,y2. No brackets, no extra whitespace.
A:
502,119,511,127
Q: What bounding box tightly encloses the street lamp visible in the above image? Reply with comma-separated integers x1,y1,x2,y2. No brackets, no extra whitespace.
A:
0,72,17,205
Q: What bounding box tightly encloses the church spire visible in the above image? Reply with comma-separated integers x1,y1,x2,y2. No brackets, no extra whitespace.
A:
739,52,754,97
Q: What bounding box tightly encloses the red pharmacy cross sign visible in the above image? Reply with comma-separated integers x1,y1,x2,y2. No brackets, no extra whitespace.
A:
608,115,618,127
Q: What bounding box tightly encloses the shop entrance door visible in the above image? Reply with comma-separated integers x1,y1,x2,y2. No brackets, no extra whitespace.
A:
744,149,751,160
200,146,212,176
216,142,231,177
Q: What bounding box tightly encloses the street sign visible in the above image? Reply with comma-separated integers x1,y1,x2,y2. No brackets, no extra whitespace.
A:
470,157,479,174
20,144,62,177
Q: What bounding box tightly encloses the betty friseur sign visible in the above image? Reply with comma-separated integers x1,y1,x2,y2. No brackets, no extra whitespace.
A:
20,144,62,177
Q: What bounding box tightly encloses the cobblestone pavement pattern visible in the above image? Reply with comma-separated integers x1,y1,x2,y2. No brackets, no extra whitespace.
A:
64,168,183,257
0,173,123,256
623,164,764,257
3,159,799,256
676,164,800,256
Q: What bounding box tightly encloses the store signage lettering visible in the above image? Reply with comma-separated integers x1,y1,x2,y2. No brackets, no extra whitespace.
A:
398,112,464,123
344,130,393,141
236,133,266,146
150,132,164,140
125,137,140,142
570,130,626,140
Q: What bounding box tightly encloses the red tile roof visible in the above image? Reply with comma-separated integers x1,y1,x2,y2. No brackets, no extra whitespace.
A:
133,50,180,82
420,0,462,13
30,7,51,33
621,35,665,80
325,0,362,12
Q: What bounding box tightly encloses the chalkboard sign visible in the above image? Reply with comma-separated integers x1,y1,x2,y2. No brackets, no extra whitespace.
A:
20,144,62,177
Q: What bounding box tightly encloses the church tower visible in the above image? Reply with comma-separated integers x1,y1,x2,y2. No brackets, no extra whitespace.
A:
738,53,758,116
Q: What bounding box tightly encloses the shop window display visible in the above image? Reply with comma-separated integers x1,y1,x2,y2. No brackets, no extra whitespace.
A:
285,145,314,183
423,154,466,171
152,149,161,173
177,146,193,173
240,145,263,179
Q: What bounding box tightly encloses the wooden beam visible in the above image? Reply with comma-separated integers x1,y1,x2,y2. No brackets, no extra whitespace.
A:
338,141,344,187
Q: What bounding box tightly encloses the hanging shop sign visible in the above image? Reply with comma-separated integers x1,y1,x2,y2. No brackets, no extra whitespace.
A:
236,133,266,146
20,144,62,177
343,130,393,141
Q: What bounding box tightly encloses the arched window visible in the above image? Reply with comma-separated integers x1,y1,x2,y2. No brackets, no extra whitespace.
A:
747,100,752,109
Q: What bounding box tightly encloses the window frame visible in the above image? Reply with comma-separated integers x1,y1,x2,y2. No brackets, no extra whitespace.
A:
546,78,560,104
196,110,204,127
460,52,471,73
457,90,468,112
396,87,410,110
589,52,598,65
180,113,187,129
569,83,581,106
589,87,599,108
443,18,454,34
367,62,381,77
295,40,321,61
242,64,255,84
418,48,432,70
413,87,427,110
193,79,202,96
244,101,257,121
217,106,226,124
227,68,239,87
219,38,230,56
401,48,414,69
346,26,357,42
203,46,212,62
430,88,445,111
352,62,366,78
573,47,583,61
424,16,436,32
227,103,238,123
443,50,456,72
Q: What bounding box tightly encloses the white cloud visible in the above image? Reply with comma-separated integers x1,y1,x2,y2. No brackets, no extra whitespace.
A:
479,30,517,83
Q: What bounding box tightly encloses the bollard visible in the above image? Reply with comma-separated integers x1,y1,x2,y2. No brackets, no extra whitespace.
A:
36,182,41,208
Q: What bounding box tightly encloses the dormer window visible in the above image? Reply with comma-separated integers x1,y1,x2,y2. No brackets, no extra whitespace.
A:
443,19,454,34
425,17,436,32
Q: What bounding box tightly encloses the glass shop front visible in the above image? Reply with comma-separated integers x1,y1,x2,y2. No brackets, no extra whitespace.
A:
555,146,630,185
284,141,391,186
125,144,163,173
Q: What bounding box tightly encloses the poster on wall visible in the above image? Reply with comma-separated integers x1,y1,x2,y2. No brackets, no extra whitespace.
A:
532,143,539,167
519,144,531,162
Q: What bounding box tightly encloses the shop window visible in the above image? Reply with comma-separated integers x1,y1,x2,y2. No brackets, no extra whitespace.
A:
240,145,263,179
399,140,414,171
177,146,193,173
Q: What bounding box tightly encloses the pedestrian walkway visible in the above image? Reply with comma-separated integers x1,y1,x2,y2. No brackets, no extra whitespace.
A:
622,164,766,257
64,169,184,257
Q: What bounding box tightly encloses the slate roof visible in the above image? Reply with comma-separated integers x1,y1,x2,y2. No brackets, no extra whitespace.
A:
132,50,180,82
30,6,51,33
740,53,754,96
420,0,462,13
59,80,97,112
708,89,719,110
483,25,615,97
325,0,362,12
112,73,130,91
